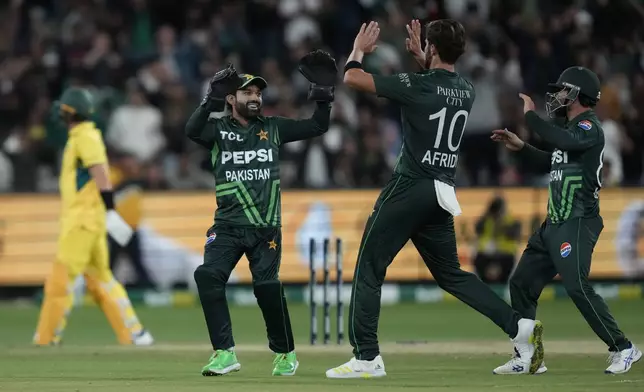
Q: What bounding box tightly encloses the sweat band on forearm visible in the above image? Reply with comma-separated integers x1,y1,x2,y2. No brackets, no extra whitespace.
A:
101,191,115,210
344,61,363,73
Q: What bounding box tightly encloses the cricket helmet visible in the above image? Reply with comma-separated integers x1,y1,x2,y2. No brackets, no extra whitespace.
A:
545,66,601,118
56,87,95,119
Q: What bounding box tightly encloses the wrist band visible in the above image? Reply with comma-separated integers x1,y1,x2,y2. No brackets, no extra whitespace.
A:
344,61,363,73
101,191,115,210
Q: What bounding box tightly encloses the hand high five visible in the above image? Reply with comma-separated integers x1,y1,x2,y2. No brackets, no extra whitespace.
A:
353,21,380,54
405,19,426,68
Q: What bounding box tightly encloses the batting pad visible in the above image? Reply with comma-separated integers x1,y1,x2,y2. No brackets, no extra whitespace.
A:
85,274,143,344
34,262,74,345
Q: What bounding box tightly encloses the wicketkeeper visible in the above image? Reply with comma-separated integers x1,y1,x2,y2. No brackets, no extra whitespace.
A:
185,51,337,376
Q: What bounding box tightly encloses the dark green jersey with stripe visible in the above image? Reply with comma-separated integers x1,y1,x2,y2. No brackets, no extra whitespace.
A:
185,104,331,228
209,115,282,227
525,111,605,223
372,69,475,186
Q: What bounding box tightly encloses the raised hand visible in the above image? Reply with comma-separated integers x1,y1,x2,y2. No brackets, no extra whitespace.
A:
405,19,426,68
490,128,525,151
519,93,536,114
353,21,380,54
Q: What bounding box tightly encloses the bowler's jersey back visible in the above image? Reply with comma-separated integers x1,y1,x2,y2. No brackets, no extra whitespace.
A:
373,69,475,186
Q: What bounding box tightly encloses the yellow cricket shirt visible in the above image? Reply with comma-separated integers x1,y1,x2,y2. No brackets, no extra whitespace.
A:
59,121,107,232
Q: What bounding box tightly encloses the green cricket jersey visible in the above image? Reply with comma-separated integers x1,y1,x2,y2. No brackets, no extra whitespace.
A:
372,69,475,186
185,103,331,227
520,110,605,223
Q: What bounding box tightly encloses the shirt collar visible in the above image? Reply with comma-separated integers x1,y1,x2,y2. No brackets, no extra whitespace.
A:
418,68,458,77
69,121,94,135
226,115,266,128
567,109,595,125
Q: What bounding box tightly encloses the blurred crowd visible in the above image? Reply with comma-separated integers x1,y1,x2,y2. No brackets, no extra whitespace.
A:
0,0,642,193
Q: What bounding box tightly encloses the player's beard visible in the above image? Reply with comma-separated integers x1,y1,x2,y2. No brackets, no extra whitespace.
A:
235,100,262,119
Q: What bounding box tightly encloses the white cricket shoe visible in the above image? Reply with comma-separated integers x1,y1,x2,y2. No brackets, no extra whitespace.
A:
493,319,544,375
133,330,154,346
493,347,547,375
326,355,387,379
605,344,642,374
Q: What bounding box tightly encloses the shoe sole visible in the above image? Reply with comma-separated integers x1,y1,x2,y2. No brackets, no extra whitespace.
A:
273,361,299,376
202,363,242,376
529,321,544,375
492,365,546,375
326,370,387,379
605,349,642,374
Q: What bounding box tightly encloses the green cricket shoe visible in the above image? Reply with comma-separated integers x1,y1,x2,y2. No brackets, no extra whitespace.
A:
272,352,299,376
201,349,241,376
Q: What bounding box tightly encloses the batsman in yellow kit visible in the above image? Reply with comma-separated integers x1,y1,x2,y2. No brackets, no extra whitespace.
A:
33,87,153,346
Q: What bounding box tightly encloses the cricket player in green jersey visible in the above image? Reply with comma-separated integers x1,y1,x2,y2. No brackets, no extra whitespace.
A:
185,53,337,377
326,20,544,379
492,66,641,375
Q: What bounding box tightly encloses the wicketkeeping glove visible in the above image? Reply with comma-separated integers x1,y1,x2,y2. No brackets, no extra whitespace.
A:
298,50,338,102
201,63,241,111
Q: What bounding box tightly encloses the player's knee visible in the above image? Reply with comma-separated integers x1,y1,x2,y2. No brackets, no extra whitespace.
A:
85,266,114,284
193,264,227,288
508,272,529,294
560,275,592,299
253,280,282,303
193,264,210,287
44,263,76,297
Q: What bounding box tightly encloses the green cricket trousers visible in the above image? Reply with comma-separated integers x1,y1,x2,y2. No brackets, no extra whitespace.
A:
193,225,294,354
510,217,631,351
349,174,522,360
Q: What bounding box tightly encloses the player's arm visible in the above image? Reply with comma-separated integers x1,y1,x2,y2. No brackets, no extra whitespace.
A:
517,143,552,172
345,68,420,106
525,111,600,151
185,106,219,149
78,130,133,246
344,67,376,94
275,102,331,144
491,128,551,172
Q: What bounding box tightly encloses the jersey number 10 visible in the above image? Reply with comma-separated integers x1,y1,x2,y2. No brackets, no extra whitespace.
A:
429,107,469,152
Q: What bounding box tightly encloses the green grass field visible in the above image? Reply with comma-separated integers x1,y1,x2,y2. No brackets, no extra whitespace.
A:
1,299,643,391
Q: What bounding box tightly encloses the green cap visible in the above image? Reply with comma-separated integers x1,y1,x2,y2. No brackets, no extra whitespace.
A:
238,74,268,90
57,87,95,118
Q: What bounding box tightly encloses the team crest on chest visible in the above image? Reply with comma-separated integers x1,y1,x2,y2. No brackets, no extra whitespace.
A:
560,242,572,258
257,129,268,140
206,233,216,245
